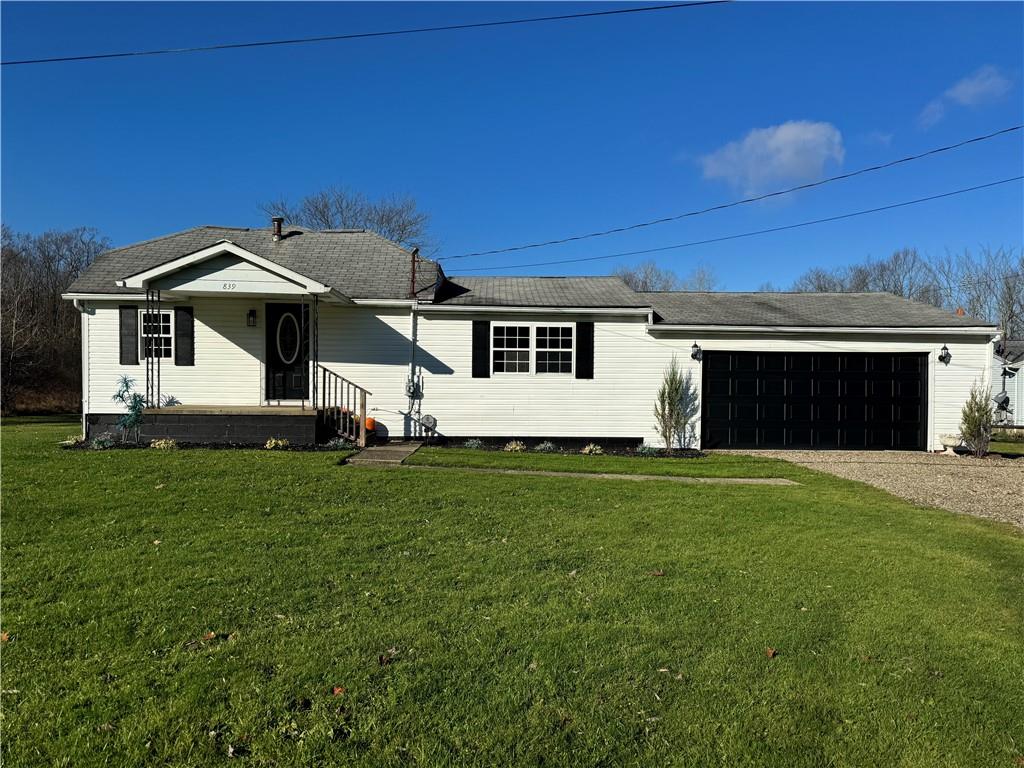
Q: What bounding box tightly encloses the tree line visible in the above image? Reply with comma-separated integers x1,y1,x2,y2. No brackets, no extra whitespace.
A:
1,226,110,413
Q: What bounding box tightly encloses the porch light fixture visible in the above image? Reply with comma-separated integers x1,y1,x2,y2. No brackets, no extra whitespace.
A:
691,342,702,361
938,344,951,365
247,309,257,327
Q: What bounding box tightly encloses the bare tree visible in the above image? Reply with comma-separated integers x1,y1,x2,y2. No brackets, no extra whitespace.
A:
789,245,1023,338
679,264,720,292
1,225,109,412
614,260,719,292
260,186,433,253
613,260,681,291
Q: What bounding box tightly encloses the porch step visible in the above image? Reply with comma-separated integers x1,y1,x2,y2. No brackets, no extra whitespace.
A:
346,442,423,467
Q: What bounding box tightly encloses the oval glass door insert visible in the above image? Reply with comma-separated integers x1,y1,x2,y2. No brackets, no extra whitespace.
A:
276,312,300,364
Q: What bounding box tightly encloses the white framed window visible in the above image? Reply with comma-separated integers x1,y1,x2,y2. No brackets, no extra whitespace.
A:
491,324,574,375
492,325,531,373
535,325,574,374
139,310,173,359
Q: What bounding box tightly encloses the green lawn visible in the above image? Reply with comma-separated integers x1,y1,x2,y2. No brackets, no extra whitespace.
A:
3,419,1023,767
990,440,1024,457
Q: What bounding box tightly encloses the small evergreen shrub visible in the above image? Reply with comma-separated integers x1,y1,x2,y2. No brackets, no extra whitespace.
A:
149,438,178,450
462,439,484,450
960,382,994,457
581,443,604,456
503,440,526,453
265,437,290,450
636,444,661,457
90,431,115,450
534,441,558,453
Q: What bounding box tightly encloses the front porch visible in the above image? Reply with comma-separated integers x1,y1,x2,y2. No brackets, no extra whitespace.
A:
119,240,374,446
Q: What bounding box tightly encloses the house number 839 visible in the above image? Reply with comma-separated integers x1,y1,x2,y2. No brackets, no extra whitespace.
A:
222,282,237,290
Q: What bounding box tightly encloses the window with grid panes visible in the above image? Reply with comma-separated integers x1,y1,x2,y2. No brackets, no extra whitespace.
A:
139,311,173,359
535,326,573,374
492,325,530,373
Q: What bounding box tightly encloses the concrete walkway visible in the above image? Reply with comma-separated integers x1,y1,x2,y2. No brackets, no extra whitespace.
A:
345,442,423,466
396,464,798,486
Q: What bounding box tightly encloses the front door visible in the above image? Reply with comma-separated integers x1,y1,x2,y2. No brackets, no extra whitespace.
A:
265,303,308,401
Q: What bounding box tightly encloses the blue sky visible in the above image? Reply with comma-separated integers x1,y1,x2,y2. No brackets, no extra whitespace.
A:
2,1,1022,288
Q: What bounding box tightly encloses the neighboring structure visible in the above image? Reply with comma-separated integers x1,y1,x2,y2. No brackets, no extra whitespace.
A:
993,340,1024,427
63,223,1001,450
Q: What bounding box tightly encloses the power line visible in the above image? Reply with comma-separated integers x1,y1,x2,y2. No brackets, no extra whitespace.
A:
1,2,729,67
450,176,1024,273
443,125,1024,261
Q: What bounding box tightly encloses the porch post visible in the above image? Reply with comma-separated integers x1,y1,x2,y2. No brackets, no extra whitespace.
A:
358,390,367,447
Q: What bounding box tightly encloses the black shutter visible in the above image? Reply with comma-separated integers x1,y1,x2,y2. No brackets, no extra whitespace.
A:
174,306,195,366
575,321,594,379
119,305,139,365
472,320,490,378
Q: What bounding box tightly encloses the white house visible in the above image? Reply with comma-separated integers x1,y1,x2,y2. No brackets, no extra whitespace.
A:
63,221,1000,450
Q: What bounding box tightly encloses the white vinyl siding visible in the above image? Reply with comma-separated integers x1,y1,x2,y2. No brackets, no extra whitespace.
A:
86,298,264,408
151,254,307,295
81,297,996,450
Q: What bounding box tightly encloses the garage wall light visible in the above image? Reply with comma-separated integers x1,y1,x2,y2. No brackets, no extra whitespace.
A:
691,342,702,361
938,344,951,365
247,309,258,327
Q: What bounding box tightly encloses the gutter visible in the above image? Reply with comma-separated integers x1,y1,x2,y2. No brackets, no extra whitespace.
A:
416,304,652,316
648,323,1000,337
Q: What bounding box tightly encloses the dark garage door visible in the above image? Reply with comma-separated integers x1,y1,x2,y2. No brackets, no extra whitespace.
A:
701,351,927,450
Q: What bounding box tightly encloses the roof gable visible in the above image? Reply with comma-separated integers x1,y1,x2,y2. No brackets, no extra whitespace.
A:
67,225,439,299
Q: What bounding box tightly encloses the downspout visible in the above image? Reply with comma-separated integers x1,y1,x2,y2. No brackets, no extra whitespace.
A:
73,299,89,438
407,248,421,438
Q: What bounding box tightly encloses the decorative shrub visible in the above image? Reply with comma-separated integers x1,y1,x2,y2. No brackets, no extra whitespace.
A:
149,438,178,450
462,439,484,450
581,443,604,456
533,441,558,453
90,431,115,450
636,444,661,457
503,440,526,453
324,437,355,450
960,382,994,457
265,437,290,450
112,376,146,444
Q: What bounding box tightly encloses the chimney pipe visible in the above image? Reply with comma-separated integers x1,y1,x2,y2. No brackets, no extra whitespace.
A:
271,217,283,242
409,247,420,299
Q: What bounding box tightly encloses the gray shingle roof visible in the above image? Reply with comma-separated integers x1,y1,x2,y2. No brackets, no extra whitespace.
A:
997,340,1024,363
66,226,440,299
646,291,994,328
435,276,649,307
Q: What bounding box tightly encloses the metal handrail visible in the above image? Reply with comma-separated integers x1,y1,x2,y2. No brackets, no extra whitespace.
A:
315,363,372,447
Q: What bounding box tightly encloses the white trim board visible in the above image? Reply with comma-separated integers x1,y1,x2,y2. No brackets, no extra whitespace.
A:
115,240,337,296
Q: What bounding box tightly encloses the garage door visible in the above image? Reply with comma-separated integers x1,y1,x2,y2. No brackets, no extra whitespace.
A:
701,351,927,450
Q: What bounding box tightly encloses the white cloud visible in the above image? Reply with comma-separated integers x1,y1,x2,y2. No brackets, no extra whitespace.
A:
865,130,894,147
699,121,845,195
918,99,946,129
918,65,1013,128
946,65,1013,105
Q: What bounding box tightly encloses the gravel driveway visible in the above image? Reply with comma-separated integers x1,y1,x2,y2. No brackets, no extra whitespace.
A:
732,450,1023,530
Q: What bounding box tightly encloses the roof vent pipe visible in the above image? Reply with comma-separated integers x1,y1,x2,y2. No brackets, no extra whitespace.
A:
271,217,284,242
